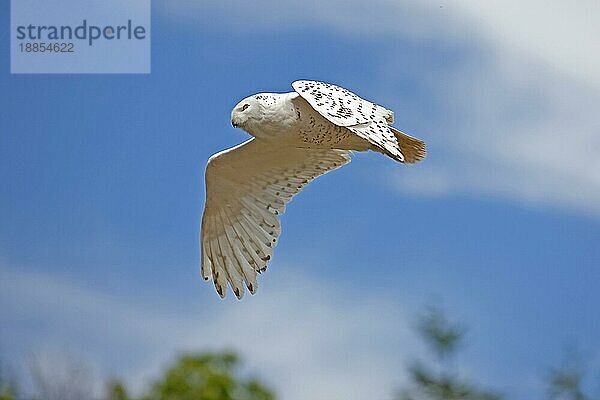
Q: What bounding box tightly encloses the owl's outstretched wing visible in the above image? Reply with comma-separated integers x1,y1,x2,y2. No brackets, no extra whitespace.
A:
292,80,426,163
201,138,350,299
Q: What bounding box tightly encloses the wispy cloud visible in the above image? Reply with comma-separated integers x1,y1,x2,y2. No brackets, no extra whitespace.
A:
158,0,600,90
0,264,418,400
390,48,600,215
450,1,600,90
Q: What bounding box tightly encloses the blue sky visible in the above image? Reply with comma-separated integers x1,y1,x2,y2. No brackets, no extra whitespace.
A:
1,1,600,399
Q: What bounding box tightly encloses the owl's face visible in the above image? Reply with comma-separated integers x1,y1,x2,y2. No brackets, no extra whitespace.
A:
231,96,264,129
230,93,292,140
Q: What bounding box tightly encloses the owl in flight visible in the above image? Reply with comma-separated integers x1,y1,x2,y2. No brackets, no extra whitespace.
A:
201,80,426,299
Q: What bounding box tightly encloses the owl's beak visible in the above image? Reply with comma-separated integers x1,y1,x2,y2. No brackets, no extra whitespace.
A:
231,120,238,128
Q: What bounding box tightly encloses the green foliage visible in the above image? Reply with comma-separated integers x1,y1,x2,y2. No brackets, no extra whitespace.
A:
141,351,274,400
546,347,599,400
106,379,131,400
548,367,586,400
399,363,501,400
0,366,17,400
2,326,598,400
417,307,465,361
0,386,16,400
398,307,502,400
2,351,274,400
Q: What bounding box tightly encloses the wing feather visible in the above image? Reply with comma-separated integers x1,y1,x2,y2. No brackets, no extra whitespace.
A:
231,213,267,272
201,138,350,299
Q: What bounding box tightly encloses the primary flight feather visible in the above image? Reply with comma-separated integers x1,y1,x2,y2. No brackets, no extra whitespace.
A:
201,80,426,299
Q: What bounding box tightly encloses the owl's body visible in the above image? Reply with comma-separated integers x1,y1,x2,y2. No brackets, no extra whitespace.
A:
239,92,362,151
203,80,426,299
291,95,370,152
233,83,425,162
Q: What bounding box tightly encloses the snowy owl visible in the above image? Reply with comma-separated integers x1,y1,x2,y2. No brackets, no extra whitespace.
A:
201,80,426,299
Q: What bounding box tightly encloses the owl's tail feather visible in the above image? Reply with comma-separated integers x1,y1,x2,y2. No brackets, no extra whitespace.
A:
390,127,426,164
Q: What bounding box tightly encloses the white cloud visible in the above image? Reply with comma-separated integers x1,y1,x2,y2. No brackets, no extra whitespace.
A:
0,264,418,400
390,45,600,215
177,278,417,400
159,0,600,90
450,0,600,89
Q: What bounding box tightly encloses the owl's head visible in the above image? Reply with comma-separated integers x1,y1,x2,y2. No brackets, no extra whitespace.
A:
232,92,287,130
231,95,266,129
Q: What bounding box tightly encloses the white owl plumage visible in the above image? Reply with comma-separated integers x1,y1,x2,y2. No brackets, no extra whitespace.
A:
201,80,426,299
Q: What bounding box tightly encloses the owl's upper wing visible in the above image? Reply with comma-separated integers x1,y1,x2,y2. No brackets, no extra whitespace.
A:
292,80,406,161
201,138,351,299
292,80,394,127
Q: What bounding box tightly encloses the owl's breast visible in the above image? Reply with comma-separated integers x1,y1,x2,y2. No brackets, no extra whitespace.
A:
291,97,351,148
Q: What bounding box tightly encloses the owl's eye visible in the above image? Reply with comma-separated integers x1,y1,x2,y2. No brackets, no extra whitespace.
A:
241,104,250,111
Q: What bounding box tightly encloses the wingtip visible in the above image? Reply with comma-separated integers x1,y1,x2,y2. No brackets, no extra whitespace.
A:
247,282,257,295
233,286,244,300
215,282,226,299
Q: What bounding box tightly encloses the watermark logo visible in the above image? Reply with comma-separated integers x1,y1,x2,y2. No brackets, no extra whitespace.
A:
11,0,150,74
